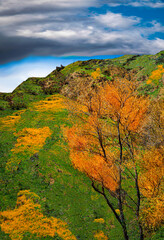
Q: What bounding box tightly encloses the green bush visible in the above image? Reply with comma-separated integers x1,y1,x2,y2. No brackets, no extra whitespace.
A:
24,84,43,95
9,96,27,110
0,100,9,110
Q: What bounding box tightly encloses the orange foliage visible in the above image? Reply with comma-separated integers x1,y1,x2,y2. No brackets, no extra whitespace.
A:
33,94,65,112
139,147,163,198
6,127,52,171
65,79,149,193
79,79,148,132
140,197,164,231
0,190,77,240
147,65,164,85
143,98,164,147
65,125,119,192
139,147,164,230
94,230,108,240
98,79,149,132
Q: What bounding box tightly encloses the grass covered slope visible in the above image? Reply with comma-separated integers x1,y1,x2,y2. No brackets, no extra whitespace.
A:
0,94,123,240
0,52,163,240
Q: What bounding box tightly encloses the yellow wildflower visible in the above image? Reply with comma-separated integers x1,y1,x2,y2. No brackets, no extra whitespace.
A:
91,68,101,79
33,94,65,112
147,65,164,85
0,190,77,240
6,127,52,171
94,231,108,240
94,218,105,223
115,209,120,215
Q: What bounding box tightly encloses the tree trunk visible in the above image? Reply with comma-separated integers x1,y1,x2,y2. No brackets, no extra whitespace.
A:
126,136,144,240
122,223,129,240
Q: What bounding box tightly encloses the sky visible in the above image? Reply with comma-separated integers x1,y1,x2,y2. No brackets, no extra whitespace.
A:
0,0,164,92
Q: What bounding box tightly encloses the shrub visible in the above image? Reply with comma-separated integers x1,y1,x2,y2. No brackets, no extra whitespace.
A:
0,100,9,110
9,96,27,110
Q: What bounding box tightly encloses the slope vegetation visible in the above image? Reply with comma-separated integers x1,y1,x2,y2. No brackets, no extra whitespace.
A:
0,52,163,240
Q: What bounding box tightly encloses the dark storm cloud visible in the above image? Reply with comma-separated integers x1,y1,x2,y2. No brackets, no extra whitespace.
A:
0,0,164,64
0,0,96,14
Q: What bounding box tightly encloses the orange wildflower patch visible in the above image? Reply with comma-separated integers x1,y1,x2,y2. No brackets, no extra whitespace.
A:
94,231,108,240
94,218,105,223
33,94,65,112
0,110,26,130
6,127,52,171
147,65,164,85
91,68,101,79
1,115,21,128
12,127,52,154
0,190,77,240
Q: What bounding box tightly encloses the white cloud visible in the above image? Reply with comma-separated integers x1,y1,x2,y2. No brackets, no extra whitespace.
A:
129,1,164,8
106,0,164,8
152,38,164,49
15,28,94,42
138,20,164,36
94,12,141,29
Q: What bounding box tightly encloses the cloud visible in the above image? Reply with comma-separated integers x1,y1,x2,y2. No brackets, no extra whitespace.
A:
153,38,164,48
128,0,164,8
104,0,164,8
0,0,164,64
0,0,96,12
94,12,141,29
1,0,163,12
15,29,93,42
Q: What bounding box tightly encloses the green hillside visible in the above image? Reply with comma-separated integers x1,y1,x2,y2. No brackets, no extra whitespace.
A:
0,51,164,111
0,52,163,240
